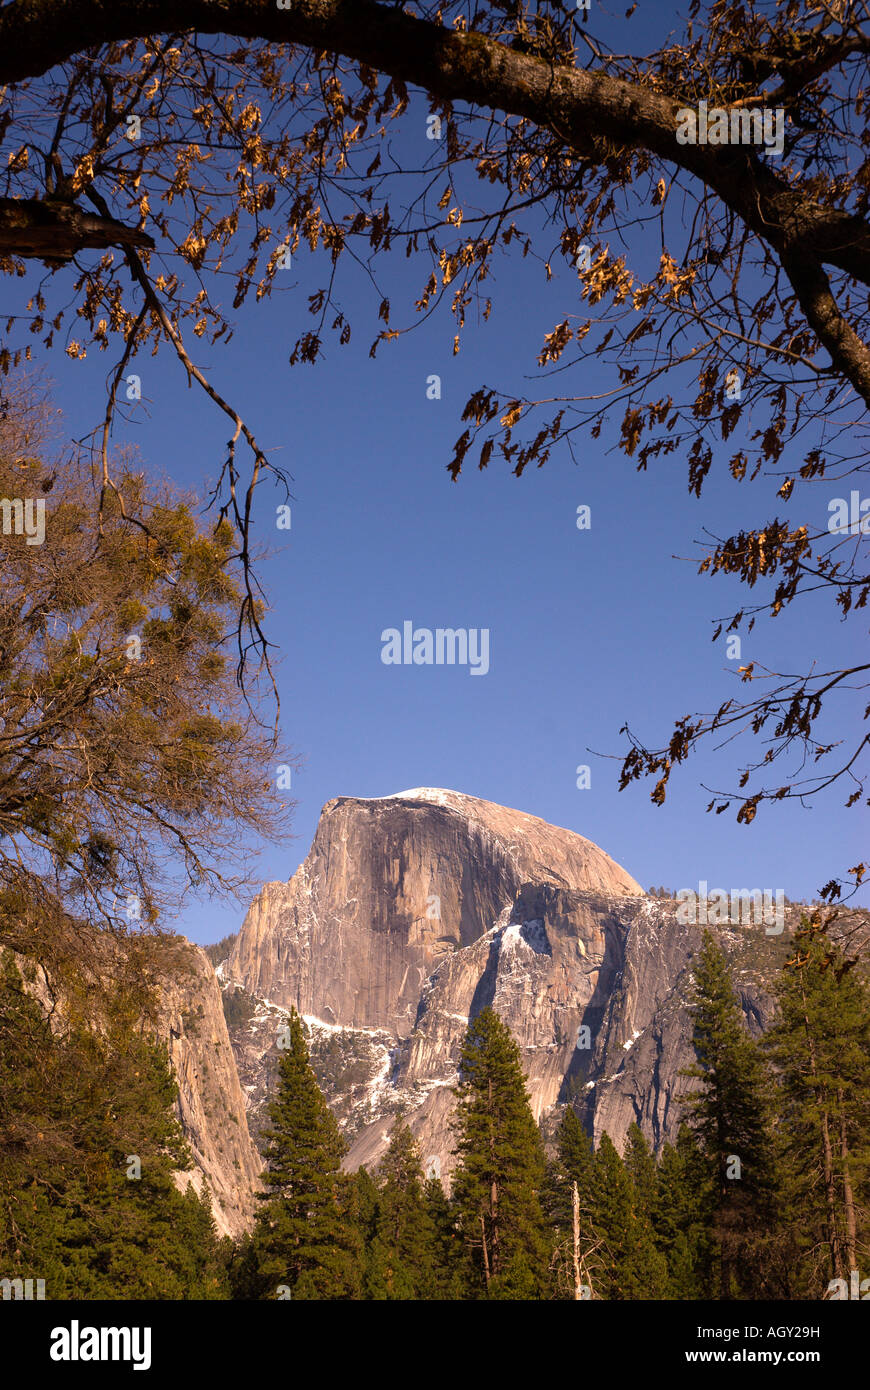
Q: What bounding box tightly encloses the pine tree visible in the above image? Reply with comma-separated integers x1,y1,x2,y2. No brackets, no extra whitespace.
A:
680,930,777,1298
543,1109,600,1299
366,1118,438,1300
349,1165,380,1298
764,914,870,1295
240,1009,360,1299
624,1123,659,1226
451,1007,550,1299
0,949,229,1298
590,1132,668,1299
423,1173,464,1298
655,1124,715,1298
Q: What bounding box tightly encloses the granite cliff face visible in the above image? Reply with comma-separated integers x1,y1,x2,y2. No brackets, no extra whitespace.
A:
226,788,643,1029
156,941,262,1238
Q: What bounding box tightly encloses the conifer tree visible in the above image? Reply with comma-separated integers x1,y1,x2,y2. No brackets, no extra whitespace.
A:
451,1007,550,1299
556,1108,596,1189
0,949,229,1298
240,1009,360,1300
590,1132,668,1299
423,1172,464,1299
764,914,870,1294
680,931,777,1298
365,1119,438,1299
543,1109,600,1299
624,1123,660,1228
348,1166,380,1298
655,1125,715,1298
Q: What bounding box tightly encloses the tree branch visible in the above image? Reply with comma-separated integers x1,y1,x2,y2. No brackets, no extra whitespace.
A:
0,2,868,276
2,0,869,396
0,195,154,264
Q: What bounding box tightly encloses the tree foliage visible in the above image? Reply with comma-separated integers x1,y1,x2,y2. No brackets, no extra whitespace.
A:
681,929,779,1296
0,947,229,1298
366,1118,439,1298
237,1008,360,1299
0,1,865,864
451,1005,550,1297
764,911,870,1292
0,378,292,946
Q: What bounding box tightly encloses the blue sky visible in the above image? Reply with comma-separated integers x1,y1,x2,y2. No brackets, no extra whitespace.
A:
12,4,868,941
